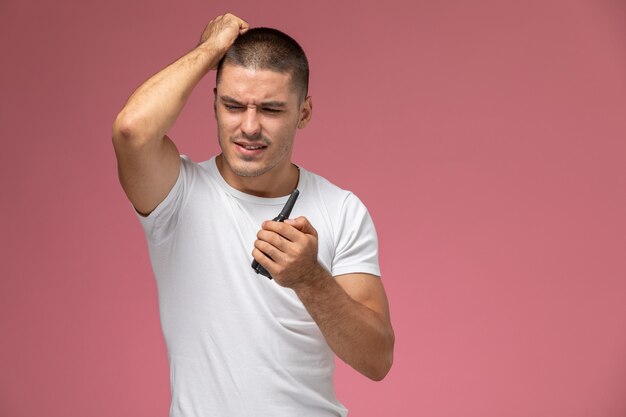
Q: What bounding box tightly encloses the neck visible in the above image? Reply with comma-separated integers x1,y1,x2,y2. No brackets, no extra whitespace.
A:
216,154,299,198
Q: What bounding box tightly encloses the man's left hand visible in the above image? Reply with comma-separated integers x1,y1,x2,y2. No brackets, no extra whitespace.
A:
252,216,322,288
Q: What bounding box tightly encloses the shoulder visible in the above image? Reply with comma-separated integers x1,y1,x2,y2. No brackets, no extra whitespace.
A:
300,167,369,214
159,155,225,208
177,154,222,183
181,154,209,173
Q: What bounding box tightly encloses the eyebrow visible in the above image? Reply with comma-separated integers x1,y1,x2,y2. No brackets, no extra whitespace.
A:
219,95,287,108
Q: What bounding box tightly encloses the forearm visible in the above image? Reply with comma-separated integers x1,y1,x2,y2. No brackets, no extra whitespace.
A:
293,266,395,381
113,43,220,143
254,218,394,380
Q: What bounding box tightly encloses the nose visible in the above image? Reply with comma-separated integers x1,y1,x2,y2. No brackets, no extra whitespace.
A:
241,107,261,138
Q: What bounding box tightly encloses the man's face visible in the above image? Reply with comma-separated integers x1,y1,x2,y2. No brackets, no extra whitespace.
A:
214,64,311,179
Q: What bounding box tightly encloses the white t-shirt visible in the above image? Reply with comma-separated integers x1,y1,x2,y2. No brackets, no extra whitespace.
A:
138,155,380,417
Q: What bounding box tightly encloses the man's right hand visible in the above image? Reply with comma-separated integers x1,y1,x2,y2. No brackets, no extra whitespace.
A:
198,13,249,70
113,13,249,216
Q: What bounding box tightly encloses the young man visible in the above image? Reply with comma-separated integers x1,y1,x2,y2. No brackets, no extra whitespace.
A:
113,13,394,417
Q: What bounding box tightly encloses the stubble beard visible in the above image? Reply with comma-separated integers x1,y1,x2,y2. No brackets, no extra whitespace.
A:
222,134,292,178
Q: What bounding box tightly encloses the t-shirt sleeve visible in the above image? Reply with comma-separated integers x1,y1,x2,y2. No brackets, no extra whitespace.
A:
136,155,191,244
331,193,381,278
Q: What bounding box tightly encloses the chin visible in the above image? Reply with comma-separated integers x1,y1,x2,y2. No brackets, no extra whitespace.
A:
227,158,273,178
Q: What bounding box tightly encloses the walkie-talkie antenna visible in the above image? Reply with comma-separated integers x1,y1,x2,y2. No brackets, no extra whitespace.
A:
275,189,299,221
251,189,300,279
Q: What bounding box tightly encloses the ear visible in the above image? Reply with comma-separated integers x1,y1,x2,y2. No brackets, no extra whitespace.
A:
297,96,313,129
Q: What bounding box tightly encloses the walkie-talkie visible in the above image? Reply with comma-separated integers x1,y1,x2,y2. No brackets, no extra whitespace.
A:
251,189,300,279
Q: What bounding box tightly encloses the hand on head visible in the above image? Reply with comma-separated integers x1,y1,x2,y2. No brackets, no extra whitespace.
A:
198,13,249,68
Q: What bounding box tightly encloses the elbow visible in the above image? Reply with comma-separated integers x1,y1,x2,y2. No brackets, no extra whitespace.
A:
112,111,150,147
112,112,137,142
372,346,394,381
364,331,395,382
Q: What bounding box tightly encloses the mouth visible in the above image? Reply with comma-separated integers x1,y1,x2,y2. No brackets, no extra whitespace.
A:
237,143,267,150
233,140,268,156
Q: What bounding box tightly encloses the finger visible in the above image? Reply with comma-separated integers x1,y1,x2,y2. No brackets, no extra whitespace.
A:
261,221,303,242
284,216,317,237
252,247,276,274
257,229,290,252
223,13,248,32
253,239,284,264
239,19,250,33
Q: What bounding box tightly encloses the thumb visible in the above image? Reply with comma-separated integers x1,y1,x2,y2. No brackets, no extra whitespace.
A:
238,19,250,34
285,216,317,237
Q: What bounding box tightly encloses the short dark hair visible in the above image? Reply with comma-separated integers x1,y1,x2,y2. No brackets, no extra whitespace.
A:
216,27,309,101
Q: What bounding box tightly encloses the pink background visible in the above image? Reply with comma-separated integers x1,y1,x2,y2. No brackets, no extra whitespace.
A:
1,0,625,415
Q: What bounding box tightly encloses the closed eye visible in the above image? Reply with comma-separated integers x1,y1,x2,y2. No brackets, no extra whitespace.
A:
224,104,244,111
262,108,282,114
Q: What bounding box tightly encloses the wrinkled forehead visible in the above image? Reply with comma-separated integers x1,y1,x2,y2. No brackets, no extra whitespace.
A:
217,64,299,103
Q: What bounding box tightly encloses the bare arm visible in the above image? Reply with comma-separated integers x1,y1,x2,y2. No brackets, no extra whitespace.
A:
295,269,394,381
252,217,395,381
112,13,249,214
